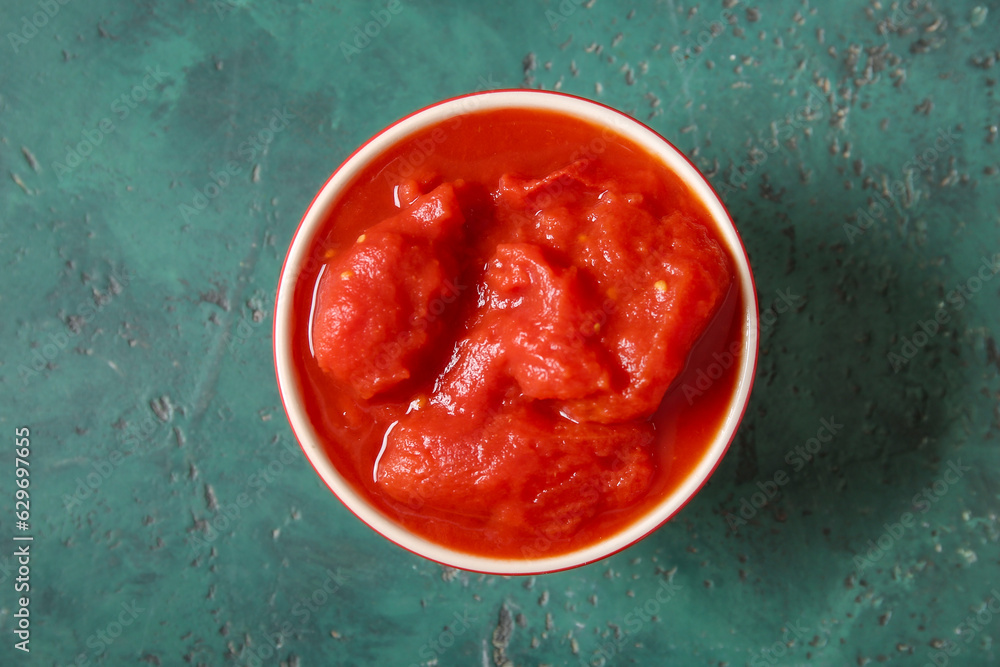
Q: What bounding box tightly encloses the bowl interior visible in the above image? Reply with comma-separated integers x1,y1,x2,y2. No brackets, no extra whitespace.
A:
274,90,759,574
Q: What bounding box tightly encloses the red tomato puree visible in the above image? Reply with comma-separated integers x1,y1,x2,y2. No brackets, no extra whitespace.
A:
291,108,744,559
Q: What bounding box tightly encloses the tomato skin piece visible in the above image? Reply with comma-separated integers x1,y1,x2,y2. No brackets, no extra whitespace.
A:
311,183,465,399
555,204,734,424
376,403,654,540
484,243,611,401
496,165,734,423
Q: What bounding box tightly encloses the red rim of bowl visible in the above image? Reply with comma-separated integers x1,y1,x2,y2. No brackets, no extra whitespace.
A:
273,89,760,576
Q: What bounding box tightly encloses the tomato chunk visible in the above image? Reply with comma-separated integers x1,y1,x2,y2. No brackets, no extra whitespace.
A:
311,183,465,398
301,108,741,559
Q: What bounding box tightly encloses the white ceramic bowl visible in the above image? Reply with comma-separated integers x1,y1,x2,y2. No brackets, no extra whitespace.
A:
274,90,759,575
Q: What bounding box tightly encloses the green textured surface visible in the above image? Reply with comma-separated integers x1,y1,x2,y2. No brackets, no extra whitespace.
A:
2,0,999,665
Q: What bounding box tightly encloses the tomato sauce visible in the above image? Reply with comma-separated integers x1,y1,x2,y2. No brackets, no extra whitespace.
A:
291,108,744,559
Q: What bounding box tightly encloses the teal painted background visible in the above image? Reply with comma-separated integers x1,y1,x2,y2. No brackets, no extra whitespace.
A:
2,0,999,665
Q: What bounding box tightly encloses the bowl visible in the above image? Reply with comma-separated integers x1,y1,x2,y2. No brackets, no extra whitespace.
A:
274,90,759,574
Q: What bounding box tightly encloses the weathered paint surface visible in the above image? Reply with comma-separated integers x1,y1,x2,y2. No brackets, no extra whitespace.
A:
1,0,998,665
